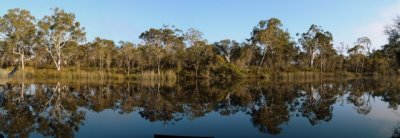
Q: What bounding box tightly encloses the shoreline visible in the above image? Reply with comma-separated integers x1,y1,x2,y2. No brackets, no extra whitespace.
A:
0,67,396,83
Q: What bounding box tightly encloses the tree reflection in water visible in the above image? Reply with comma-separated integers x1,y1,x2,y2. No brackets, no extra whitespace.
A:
0,78,399,137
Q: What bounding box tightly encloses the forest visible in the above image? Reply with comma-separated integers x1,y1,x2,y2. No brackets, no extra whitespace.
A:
1,8,400,80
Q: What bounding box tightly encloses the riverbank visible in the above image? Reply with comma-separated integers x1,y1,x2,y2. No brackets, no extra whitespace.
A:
0,67,176,80
0,67,395,83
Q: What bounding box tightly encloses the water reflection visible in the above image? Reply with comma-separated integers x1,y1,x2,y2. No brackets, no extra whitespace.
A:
0,78,399,137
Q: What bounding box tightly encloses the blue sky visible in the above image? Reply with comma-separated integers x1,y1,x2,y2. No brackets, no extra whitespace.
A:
1,0,400,49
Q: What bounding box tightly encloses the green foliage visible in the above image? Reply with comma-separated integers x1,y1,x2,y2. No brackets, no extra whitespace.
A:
0,8,399,79
250,18,298,70
382,16,400,71
298,24,335,71
0,8,37,70
211,56,245,79
38,8,86,71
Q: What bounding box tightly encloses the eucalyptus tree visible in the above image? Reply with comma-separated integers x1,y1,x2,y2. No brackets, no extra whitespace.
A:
298,24,334,70
183,28,213,77
139,26,185,75
383,16,400,69
0,16,4,48
349,37,371,73
233,43,256,69
336,42,348,72
119,41,142,75
184,28,203,46
0,40,7,67
140,28,165,75
161,27,185,72
38,8,85,71
214,39,239,63
368,49,391,73
348,44,365,73
316,31,335,71
250,18,296,70
357,37,372,56
298,25,319,68
89,37,116,71
62,41,84,67
185,41,214,78
0,8,37,70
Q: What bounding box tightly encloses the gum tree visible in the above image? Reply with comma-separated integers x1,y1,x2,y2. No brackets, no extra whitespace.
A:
298,24,334,70
0,8,37,71
250,18,296,70
38,8,85,71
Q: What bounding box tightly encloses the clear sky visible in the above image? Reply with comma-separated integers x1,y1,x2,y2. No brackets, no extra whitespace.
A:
1,0,400,49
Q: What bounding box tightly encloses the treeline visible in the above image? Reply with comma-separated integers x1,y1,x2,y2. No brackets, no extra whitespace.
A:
1,8,400,79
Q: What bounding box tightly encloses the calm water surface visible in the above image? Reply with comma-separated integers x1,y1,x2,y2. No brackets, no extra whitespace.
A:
0,79,399,138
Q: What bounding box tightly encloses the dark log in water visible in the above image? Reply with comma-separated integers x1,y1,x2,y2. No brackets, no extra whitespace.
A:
7,64,18,78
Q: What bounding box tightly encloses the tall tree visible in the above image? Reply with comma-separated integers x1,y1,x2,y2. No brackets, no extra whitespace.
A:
336,42,348,72
185,41,213,78
89,37,115,71
0,8,37,70
119,41,141,75
233,43,256,69
383,16,400,70
348,45,365,73
63,41,82,67
139,26,184,75
316,30,335,71
250,18,295,70
184,28,203,46
214,39,239,63
349,37,371,73
298,24,334,69
38,8,85,71
356,37,372,56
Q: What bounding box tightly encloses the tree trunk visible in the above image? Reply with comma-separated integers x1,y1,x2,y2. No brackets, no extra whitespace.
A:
128,62,130,76
51,56,61,71
158,63,160,77
55,49,62,71
310,53,314,68
20,55,25,71
258,51,266,73
225,55,230,63
259,52,266,68
195,66,198,79
320,56,323,72
361,57,364,73
57,57,61,71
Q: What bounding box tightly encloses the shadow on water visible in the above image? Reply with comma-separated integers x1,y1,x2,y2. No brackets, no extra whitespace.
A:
0,78,399,137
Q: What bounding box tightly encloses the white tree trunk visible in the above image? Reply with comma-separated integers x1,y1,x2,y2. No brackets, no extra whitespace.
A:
57,58,61,71
56,47,61,71
20,54,25,71
310,52,315,68
225,55,230,63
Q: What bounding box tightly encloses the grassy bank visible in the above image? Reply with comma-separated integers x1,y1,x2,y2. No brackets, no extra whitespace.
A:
0,67,392,83
0,67,177,82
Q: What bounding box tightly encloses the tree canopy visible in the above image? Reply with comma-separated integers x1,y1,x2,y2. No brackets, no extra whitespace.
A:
1,8,400,78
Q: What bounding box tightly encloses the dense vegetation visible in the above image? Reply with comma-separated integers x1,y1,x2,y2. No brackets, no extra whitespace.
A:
1,8,400,79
